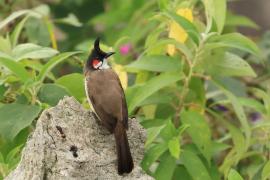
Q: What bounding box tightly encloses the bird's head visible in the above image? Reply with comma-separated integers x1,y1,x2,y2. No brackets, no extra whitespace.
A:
86,37,115,70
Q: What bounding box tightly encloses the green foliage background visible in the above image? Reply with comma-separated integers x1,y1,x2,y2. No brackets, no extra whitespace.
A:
0,0,270,179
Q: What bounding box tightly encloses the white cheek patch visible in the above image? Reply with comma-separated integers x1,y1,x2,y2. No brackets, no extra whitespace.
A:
93,61,102,69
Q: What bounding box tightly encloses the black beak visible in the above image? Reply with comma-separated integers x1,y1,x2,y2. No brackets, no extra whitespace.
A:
105,52,115,58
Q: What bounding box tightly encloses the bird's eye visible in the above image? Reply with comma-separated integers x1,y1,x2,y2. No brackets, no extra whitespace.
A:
92,59,102,69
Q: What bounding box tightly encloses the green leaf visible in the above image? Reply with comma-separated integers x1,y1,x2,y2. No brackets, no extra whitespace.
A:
160,119,176,141
141,119,166,129
173,165,192,180
125,55,181,72
37,84,70,106
208,33,260,56
128,72,184,113
0,103,41,140
262,161,270,180
5,144,23,164
12,43,58,61
154,151,176,180
182,150,212,180
0,51,12,59
22,59,55,80
144,25,164,50
0,36,12,53
168,137,180,159
165,11,199,45
25,18,50,46
239,97,266,114
228,169,243,180
181,110,212,163
206,109,246,160
251,88,270,116
11,16,30,47
32,4,50,17
155,103,175,119
141,142,168,171
143,105,158,119
12,43,59,61
188,77,206,105
139,93,172,106
213,79,251,142
37,52,81,82
158,0,169,10
56,73,85,102
0,85,6,101
125,85,142,106
226,13,259,29
211,142,231,155
213,0,226,33
203,0,226,33
0,10,30,30
145,38,193,60
207,77,246,98
55,13,82,27
206,52,256,77
0,58,31,83
145,124,166,148
209,164,222,180
0,152,4,163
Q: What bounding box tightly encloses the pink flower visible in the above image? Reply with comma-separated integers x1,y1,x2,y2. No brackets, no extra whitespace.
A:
119,44,132,55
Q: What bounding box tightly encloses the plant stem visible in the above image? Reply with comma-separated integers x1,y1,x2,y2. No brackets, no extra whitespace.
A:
28,87,37,105
173,38,205,126
44,17,58,50
174,63,193,127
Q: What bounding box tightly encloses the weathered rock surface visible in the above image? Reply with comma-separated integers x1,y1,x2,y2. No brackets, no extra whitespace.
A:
5,97,152,180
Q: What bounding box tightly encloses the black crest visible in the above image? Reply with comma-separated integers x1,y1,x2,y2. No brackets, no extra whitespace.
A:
94,37,106,56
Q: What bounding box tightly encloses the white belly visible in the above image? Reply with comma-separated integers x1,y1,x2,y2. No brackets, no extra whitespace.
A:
84,78,100,119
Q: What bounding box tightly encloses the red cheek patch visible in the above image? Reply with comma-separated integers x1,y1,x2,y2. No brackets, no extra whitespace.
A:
92,59,100,68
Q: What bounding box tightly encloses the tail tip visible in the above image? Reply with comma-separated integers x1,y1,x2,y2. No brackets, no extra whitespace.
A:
118,162,134,175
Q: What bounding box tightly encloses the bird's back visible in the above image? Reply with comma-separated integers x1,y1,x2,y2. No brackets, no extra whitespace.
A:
85,69,128,131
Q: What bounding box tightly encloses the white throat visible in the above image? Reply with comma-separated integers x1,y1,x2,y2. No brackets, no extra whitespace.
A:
99,58,110,69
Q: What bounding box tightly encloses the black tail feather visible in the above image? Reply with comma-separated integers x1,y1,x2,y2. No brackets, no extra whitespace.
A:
114,122,134,175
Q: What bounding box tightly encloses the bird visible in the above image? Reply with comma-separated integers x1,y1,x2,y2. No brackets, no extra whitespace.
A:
84,37,134,175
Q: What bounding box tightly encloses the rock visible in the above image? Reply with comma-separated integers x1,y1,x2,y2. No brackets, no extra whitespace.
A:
5,97,152,180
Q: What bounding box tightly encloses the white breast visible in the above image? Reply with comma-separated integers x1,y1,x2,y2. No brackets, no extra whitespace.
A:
84,78,100,120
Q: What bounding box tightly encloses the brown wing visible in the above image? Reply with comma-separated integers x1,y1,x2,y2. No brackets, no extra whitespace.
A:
86,69,128,132
109,70,129,129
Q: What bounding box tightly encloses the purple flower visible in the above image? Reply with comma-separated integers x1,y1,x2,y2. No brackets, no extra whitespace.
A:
250,112,261,122
214,105,228,112
119,44,132,55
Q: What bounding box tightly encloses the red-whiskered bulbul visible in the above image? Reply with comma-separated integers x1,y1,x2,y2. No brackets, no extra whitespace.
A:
84,38,134,175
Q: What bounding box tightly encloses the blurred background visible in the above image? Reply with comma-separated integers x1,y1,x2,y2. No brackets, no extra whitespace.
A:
1,0,269,49
230,0,270,35
0,0,268,78
0,0,270,179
